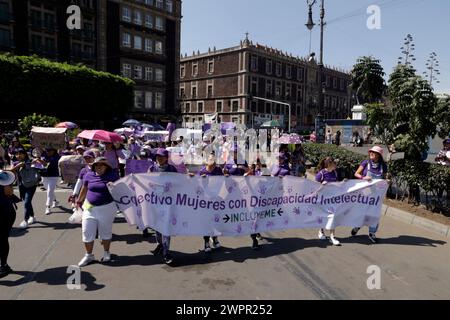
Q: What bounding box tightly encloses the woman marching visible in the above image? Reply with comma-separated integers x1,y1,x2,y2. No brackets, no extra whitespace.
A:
0,170,17,278
352,146,388,243
76,157,119,267
315,157,342,246
191,153,223,253
69,150,95,212
244,159,264,249
35,148,61,215
148,148,178,265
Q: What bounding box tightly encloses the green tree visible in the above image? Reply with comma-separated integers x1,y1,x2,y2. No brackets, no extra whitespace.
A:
350,56,386,105
387,64,438,160
18,113,60,135
434,95,450,139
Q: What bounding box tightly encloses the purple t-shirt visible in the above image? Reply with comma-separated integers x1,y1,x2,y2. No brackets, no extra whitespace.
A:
78,166,92,180
83,170,119,206
198,166,224,176
360,160,387,179
271,164,290,177
103,149,126,169
315,169,338,183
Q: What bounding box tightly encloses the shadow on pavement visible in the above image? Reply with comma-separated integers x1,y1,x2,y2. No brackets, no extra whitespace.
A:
112,232,157,244
340,234,447,247
0,266,105,291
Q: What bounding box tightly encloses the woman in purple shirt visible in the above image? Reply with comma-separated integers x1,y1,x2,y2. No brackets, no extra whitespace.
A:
76,157,119,267
189,154,222,252
315,157,342,246
352,146,388,243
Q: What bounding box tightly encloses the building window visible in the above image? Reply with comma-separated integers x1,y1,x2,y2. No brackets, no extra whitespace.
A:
145,14,153,28
145,92,153,109
134,91,144,109
232,100,239,112
145,38,153,52
145,0,153,5
31,35,42,51
121,64,131,77
0,29,11,47
166,0,173,13
216,101,222,112
340,79,345,91
180,87,185,98
145,67,153,80
122,7,131,22
155,16,164,30
266,60,272,74
134,35,142,50
192,63,198,76
134,10,142,25
266,80,272,97
155,68,163,82
198,102,204,113
207,85,213,97
275,86,281,97
186,102,191,113
231,117,239,124
122,32,131,47
44,37,55,53
192,86,197,98
180,65,185,78
156,0,164,9
333,77,338,89
286,65,292,79
155,92,163,109
134,65,142,79
155,40,163,54
276,63,282,77
297,68,304,81
251,101,257,113
207,60,214,74
251,55,258,71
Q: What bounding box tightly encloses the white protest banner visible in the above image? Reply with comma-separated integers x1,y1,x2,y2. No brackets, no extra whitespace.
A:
31,127,67,149
109,173,389,236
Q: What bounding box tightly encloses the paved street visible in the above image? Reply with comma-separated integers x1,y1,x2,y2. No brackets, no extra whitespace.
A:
1,186,450,300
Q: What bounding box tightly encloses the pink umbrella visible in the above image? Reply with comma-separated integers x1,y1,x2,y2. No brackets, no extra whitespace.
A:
78,130,123,143
55,121,78,129
278,133,303,144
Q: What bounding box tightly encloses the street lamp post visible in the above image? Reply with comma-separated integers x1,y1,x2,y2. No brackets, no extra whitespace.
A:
306,0,326,143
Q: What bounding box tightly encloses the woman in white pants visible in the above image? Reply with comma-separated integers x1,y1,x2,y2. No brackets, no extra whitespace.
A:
36,148,61,215
76,157,119,267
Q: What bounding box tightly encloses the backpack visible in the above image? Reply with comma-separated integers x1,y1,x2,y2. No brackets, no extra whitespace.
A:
19,164,41,188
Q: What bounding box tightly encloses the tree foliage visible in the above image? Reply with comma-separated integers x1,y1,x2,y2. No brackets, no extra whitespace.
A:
18,113,60,135
350,56,386,105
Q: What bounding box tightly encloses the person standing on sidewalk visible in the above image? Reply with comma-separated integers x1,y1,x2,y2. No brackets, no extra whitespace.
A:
35,148,61,215
11,149,41,229
352,146,388,243
76,157,119,267
148,148,178,265
0,170,17,278
315,157,342,246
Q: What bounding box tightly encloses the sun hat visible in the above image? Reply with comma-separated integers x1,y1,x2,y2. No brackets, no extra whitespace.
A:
0,170,16,186
76,145,85,150
156,148,169,158
92,157,112,169
368,146,384,157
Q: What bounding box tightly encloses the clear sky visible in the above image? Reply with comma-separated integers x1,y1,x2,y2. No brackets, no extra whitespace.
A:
180,0,450,94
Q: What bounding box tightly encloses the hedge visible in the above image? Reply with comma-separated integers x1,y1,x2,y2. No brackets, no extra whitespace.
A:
303,143,450,214
0,54,134,123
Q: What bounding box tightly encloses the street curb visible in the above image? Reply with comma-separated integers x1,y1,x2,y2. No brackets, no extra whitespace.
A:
306,171,450,239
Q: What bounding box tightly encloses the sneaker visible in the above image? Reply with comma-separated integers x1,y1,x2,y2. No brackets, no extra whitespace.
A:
51,200,59,208
351,227,360,236
0,265,13,278
368,233,378,244
163,254,174,265
252,238,260,250
330,236,341,246
212,239,221,249
101,251,111,263
45,207,51,215
27,217,36,225
204,242,212,253
318,230,327,241
78,254,95,267
19,220,28,229
151,244,163,255
116,211,125,218
256,233,264,240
